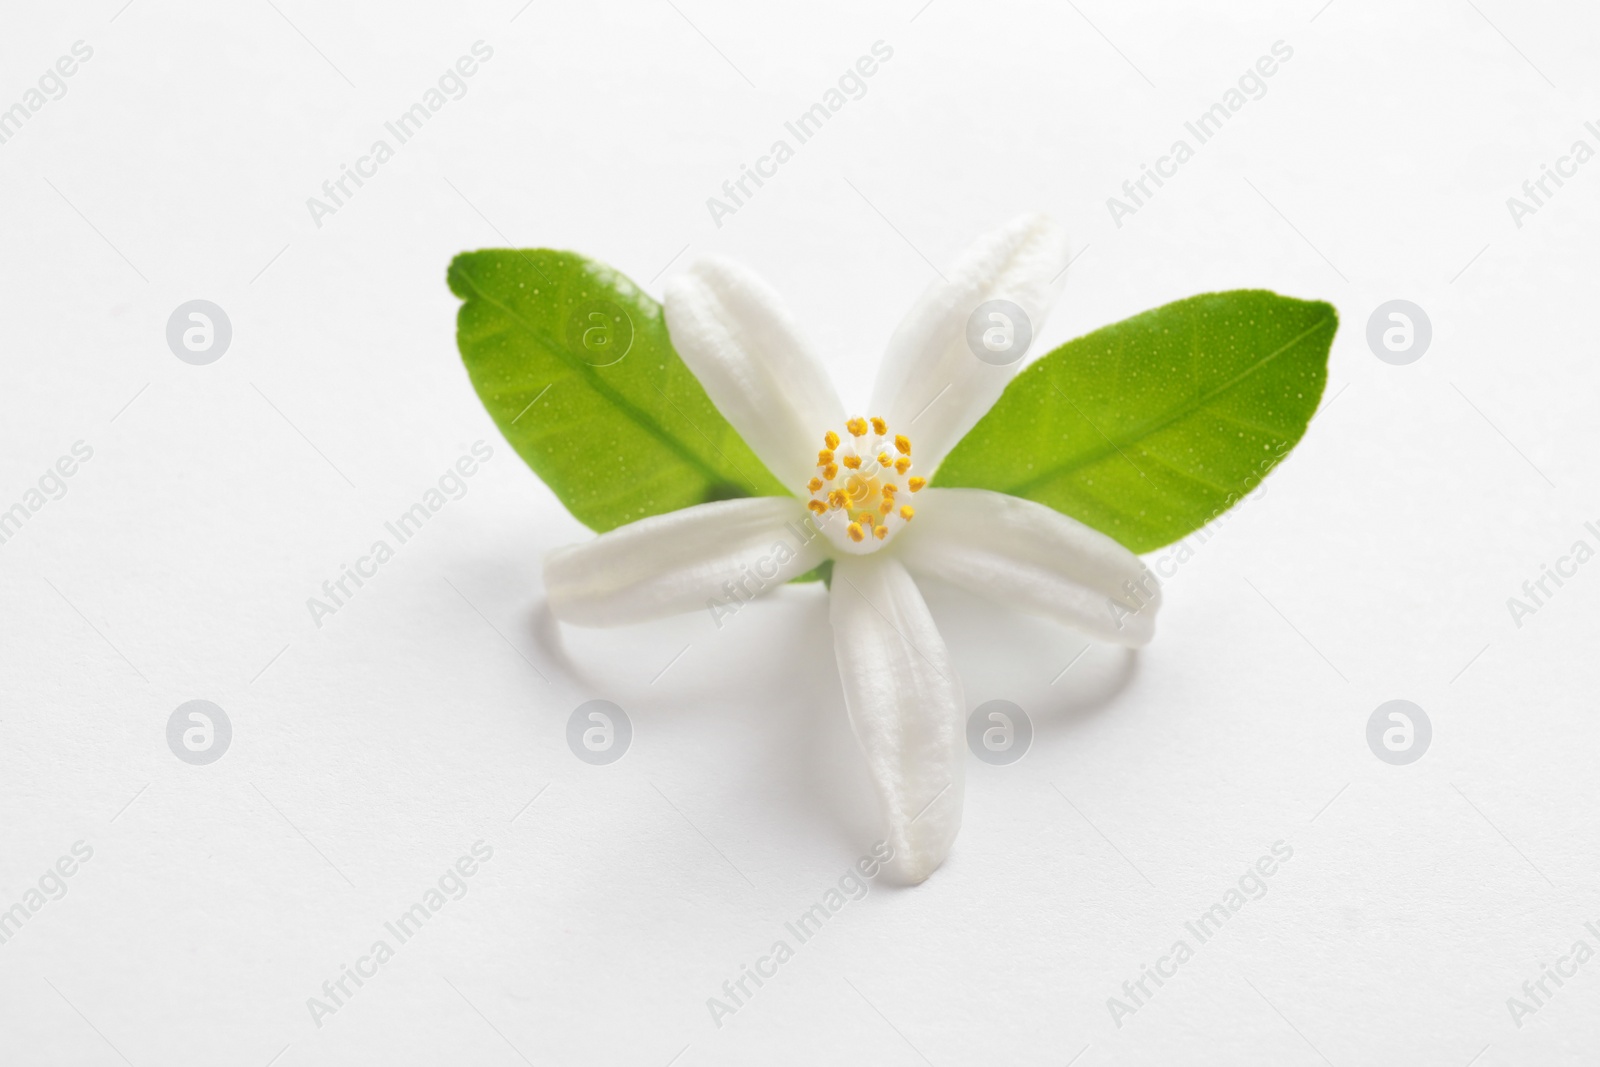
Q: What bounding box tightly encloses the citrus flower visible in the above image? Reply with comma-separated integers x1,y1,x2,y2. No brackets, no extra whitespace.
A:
543,215,1161,883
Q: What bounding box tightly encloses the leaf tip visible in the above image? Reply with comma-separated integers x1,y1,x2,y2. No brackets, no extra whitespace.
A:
446,251,481,301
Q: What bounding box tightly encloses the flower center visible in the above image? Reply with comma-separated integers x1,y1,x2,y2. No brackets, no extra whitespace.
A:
804,415,925,552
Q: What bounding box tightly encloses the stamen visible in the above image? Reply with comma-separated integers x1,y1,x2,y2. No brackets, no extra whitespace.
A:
801,418,919,550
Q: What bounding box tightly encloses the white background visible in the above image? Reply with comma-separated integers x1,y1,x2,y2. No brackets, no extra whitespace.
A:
2,0,1596,1063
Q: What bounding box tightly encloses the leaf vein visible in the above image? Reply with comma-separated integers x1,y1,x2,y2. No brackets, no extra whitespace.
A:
453,262,756,494
1001,315,1333,497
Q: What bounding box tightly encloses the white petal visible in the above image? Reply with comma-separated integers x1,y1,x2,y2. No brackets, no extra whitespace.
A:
664,257,844,489
544,497,824,626
829,555,964,884
871,214,1071,471
897,488,1161,645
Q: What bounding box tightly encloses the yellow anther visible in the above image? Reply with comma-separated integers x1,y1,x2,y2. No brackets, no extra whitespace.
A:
804,422,922,545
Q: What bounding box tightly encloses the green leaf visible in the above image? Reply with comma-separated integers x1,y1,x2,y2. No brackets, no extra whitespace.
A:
449,250,788,532
791,559,833,585
934,290,1336,553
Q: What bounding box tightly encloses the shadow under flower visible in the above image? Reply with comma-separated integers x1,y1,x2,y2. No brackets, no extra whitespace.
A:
520,563,1152,886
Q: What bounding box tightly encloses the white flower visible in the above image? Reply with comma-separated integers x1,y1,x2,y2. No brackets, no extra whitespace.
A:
543,215,1160,883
